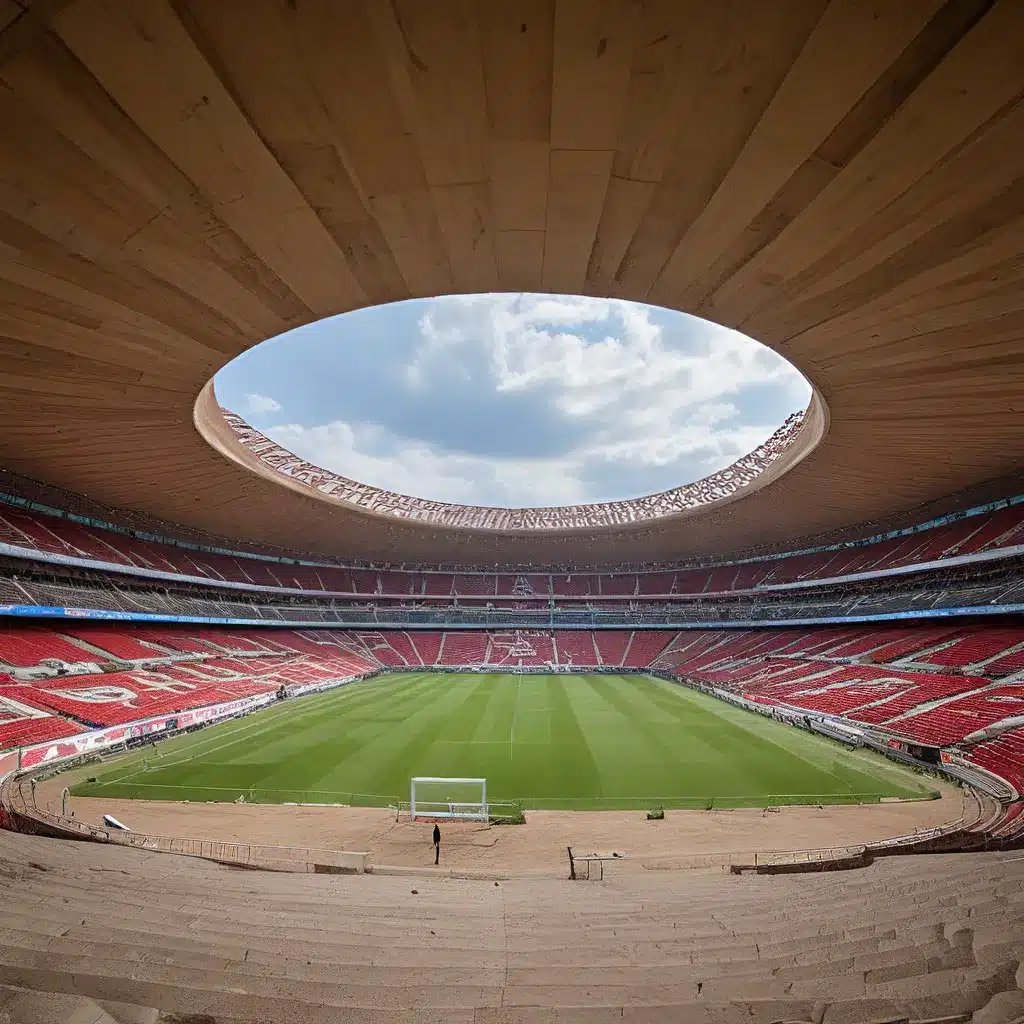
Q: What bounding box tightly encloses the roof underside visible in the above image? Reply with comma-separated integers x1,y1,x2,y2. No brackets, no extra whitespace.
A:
0,0,1021,566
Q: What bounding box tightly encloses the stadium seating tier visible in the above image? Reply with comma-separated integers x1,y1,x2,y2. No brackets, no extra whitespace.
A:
1,622,1023,795
2,500,1022,600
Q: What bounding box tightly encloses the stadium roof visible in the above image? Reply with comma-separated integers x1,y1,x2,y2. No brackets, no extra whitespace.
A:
213,406,811,533
0,1,1021,566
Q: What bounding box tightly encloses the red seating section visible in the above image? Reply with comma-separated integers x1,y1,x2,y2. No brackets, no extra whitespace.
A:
0,627,377,749
623,632,673,667
0,714,86,749
349,633,411,667
919,631,1024,670
0,686,88,748
381,632,422,666
487,632,555,666
652,625,1024,784
1,621,1023,796
454,575,495,597
968,729,1024,796
61,626,166,661
339,630,669,669
411,633,442,665
594,632,630,667
437,633,490,664
889,687,1024,747
0,627,100,667
553,632,599,666
14,673,280,727
4,501,1023,602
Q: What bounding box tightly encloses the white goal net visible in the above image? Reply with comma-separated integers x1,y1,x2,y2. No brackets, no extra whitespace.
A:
410,777,488,821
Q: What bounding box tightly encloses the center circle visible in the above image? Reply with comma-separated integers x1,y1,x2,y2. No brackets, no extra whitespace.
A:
213,293,811,520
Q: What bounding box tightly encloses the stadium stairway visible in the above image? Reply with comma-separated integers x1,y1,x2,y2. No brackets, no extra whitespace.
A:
1,829,1024,1022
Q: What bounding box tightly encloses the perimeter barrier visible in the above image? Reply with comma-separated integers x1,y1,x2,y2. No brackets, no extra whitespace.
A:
0,772,370,874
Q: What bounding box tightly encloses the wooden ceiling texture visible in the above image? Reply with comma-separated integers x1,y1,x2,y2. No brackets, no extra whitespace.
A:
0,0,1021,566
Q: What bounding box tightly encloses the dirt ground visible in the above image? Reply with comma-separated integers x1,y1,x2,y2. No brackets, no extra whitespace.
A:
39,772,965,874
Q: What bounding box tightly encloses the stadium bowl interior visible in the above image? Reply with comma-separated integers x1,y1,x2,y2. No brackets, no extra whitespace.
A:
1,2,1024,1022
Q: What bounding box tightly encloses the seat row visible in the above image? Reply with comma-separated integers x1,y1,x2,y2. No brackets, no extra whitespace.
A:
3,499,1022,597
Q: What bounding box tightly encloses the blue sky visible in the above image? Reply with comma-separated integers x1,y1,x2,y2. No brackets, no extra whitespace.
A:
214,294,811,508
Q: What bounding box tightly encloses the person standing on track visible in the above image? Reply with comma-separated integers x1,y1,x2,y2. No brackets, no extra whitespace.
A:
433,822,441,865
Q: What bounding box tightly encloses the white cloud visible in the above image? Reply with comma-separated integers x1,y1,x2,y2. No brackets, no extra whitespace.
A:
268,420,586,507
265,409,787,508
259,294,811,507
245,392,281,415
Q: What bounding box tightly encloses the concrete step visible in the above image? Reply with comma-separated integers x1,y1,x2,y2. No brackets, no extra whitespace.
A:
1,835,1023,1024
95,999,159,1024
1,905,503,951
0,960,505,1015
0,984,119,1024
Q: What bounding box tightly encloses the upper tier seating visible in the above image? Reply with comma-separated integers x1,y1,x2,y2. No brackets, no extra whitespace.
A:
495,573,550,596
453,574,495,597
5,500,1022,600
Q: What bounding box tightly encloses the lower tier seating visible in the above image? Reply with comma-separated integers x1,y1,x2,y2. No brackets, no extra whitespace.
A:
1,623,1023,794
0,627,377,748
966,729,1024,795
4,674,282,727
0,711,85,750
0,828,1021,1022
651,625,1024,792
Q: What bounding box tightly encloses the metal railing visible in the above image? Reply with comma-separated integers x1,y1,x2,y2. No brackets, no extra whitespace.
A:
1,763,1001,882
752,845,867,867
1,773,369,873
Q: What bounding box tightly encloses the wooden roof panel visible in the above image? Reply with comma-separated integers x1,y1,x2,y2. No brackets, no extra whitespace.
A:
0,0,1018,566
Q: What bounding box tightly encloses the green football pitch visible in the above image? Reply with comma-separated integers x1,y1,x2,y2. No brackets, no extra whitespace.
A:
71,672,937,809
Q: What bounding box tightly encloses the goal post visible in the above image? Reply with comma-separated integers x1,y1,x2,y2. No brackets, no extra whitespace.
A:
410,777,488,821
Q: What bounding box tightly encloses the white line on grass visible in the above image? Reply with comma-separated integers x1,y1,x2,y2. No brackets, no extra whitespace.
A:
434,739,509,746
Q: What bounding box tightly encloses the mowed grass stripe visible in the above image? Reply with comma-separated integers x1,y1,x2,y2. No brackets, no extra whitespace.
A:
73,673,938,809
601,674,847,797
474,674,517,746
575,674,705,798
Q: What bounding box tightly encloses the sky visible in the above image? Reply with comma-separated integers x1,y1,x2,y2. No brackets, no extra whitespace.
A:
214,293,811,508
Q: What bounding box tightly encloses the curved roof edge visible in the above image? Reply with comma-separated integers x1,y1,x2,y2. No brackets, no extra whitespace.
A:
194,379,826,535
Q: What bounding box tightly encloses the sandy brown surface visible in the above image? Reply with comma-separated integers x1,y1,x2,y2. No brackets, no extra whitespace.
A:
40,772,965,874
